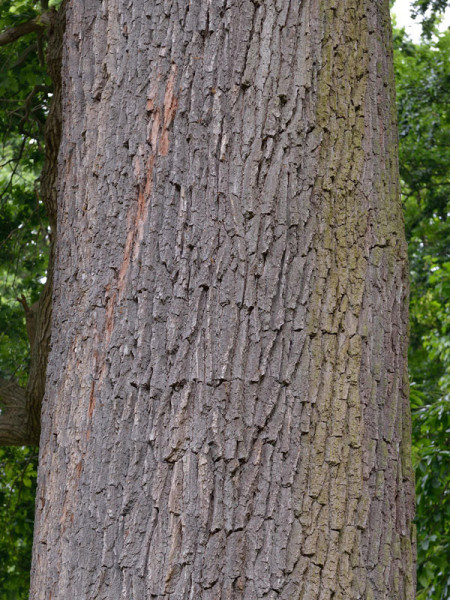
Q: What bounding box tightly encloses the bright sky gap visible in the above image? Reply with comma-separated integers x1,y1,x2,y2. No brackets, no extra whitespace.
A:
392,0,450,43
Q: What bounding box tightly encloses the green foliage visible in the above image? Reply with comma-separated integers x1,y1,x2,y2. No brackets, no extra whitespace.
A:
394,24,450,600
0,140,49,383
0,0,50,382
411,0,450,38
0,2,50,597
411,393,450,600
0,446,38,600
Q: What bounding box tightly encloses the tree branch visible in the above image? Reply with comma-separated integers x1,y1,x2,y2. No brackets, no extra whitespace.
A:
0,377,34,445
0,377,25,406
0,13,52,48
18,294,38,348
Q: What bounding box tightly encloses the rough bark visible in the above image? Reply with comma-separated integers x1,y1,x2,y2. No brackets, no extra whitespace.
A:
0,6,64,445
31,0,415,598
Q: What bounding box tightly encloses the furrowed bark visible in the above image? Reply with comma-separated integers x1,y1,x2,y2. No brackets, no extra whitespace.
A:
31,0,415,598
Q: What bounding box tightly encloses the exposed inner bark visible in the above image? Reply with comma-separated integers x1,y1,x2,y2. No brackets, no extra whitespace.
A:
0,6,65,446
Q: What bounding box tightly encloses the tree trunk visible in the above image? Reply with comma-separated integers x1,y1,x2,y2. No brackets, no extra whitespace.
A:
31,0,415,598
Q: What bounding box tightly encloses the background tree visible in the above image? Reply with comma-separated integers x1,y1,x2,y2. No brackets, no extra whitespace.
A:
0,0,61,596
0,0,62,445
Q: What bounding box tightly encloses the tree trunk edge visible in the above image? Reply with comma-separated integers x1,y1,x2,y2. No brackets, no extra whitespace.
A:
25,1,66,445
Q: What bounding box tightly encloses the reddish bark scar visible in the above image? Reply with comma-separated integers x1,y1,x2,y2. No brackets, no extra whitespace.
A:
160,64,178,156
117,230,135,294
117,154,155,293
88,380,96,419
103,66,177,341
150,109,161,151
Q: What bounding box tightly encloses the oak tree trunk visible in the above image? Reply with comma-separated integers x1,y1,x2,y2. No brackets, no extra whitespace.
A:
31,1,415,598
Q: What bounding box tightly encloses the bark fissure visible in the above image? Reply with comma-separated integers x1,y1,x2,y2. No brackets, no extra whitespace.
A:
31,1,415,598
